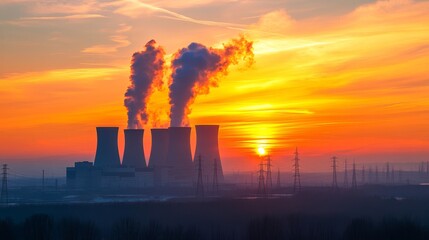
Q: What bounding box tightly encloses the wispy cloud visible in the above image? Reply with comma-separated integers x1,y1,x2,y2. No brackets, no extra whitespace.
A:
20,14,105,20
81,24,132,54
106,0,246,29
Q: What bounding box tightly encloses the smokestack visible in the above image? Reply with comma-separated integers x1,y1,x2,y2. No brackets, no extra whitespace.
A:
194,125,224,185
166,127,194,185
148,128,169,185
122,129,147,168
94,127,121,168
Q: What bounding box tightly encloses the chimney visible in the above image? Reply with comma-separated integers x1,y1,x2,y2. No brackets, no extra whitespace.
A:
166,127,194,185
94,127,121,168
122,129,147,168
194,125,224,185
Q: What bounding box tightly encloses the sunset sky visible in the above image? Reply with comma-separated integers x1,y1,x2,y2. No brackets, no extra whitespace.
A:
1,0,429,176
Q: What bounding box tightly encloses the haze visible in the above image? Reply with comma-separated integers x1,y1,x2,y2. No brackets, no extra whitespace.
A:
1,0,429,176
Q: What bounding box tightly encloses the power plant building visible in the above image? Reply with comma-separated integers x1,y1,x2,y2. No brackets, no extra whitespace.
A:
67,125,223,190
67,127,153,189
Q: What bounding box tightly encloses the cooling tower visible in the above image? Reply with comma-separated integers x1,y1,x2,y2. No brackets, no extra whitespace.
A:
148,128,169,168
166,127,194,185
148,128,169,186
194,125,224,185
122,129,147,168
94,127,121,168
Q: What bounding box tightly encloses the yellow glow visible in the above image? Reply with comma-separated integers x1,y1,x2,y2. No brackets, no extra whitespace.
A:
1,0,429,172
257,147,266,156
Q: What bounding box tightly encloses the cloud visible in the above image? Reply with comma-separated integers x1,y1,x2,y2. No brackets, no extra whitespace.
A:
31,0,101,15
20,14,105,20
251,9,295,35
81,24,132,54
106,0,246,29
133,0,239,9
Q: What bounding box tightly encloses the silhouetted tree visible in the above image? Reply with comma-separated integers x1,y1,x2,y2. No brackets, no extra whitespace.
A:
286,215,304,240
56,218,100,240
377,218,424,240
0,218,15,240
22,214,53,240
343,218,375,240
247,217,283,240
110,218,142,240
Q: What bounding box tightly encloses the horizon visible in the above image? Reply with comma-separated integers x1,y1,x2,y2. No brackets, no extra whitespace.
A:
1,0,429,176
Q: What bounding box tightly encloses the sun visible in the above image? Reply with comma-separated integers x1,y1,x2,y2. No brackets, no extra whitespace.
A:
257,147,266,156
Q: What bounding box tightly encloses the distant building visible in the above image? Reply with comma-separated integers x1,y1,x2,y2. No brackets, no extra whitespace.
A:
66,125,224,190
66,161,154,189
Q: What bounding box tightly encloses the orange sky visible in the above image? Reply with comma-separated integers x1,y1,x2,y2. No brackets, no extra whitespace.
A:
1,0,429,175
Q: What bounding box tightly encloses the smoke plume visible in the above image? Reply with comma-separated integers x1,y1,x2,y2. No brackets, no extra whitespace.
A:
169,36,254,127
124,40,165,129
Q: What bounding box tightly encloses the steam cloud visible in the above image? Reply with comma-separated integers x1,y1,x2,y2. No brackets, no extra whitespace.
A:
169,36,254,127
124,40,165,129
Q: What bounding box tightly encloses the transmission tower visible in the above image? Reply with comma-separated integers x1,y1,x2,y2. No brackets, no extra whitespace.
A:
257,157,266,196
386,162,390,183
266,155,273,191
276,168,281,189
213,158,219,194
352,161,357,189
391,166,395,184
332,156,338,189
343,159,349,188
196,155,204,198
426,161,429,176
293,148,301,192
375,166,379,183
1,164,8,205
361,165,365,184
368,167,373,183
42,169,45,191
399,169,403,184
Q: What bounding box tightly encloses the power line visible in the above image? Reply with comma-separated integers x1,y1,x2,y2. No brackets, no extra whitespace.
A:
196,155,204,198
332,156,338,190
42,169,45,191
375,166,379,184
352,161,357,189
343,159,349,188
293,147,301,193
257,157,266,196
386,162,390,183
266,155,273,192
213,158,219,194
1,164,8,205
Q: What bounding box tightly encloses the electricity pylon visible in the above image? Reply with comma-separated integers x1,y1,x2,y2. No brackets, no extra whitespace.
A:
293,148,301,192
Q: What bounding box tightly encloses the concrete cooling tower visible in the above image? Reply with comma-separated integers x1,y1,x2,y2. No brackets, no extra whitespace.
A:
148,129,169,168
94,127,121,168
166,127,194,186
148,128,169,185
122,129,147,168
194,125,224,185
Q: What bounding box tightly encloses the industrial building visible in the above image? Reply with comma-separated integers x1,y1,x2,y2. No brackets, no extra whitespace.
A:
66,125,223,190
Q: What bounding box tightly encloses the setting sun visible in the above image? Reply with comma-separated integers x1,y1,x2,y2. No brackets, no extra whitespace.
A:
257,147,266,156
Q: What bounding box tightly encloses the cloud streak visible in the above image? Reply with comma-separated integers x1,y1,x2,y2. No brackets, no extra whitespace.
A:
108,0,246,29
20,14,105,20
81,24,132,54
